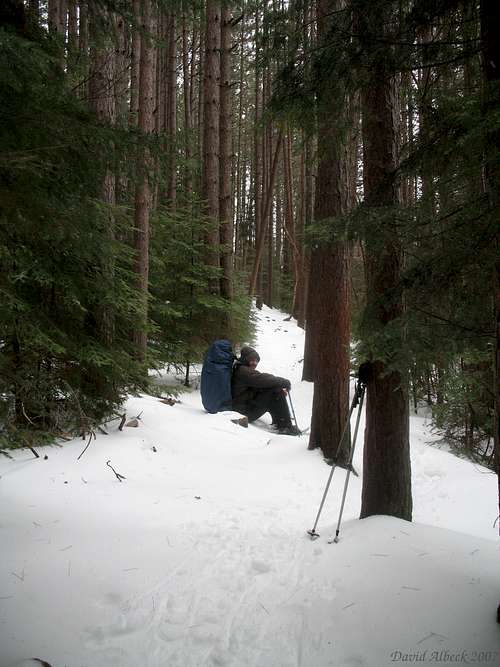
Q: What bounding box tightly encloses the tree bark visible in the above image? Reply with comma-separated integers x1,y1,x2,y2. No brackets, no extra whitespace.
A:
302,135,315,381
359,6,412,522
58,0,67,36
480,0,500,532
129,0,141,128
248,131,284,297
166,12,177,208
306,0,351,464
252,6,265,309
202,0,221,287
294,140,306,327
48,0,60,34
182,10,193,194
219,4,233,300
67,0,78,72
133,0,155,361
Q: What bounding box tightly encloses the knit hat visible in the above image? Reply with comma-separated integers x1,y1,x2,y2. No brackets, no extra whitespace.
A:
239,346,260,365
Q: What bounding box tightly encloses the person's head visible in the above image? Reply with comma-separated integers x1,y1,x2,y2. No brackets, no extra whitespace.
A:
240,346,260,369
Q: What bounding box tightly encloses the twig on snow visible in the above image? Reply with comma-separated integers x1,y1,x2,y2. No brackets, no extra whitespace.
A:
106,460,126,482
77,431,96,461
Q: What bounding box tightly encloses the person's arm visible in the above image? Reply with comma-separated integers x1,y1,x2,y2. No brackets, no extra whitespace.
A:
239,366,291,390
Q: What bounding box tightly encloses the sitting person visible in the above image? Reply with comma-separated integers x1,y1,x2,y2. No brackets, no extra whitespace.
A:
231,346,299,435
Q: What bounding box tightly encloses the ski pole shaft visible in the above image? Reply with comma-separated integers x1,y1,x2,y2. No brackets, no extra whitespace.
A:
287,391,299,432
307,389,359,538
332,385,365,543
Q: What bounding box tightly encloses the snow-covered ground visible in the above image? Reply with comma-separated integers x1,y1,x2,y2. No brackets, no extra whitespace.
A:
1,306,499,667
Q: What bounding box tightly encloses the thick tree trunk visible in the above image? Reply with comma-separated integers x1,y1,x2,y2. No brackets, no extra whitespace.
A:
480,0,500,532
133,0,155,361
307,146,351,461
306,0,351,463
202,0,221,287
219,4,233,300
359,11,412,521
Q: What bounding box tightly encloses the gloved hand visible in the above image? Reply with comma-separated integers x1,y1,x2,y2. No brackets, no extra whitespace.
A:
283,379,291,391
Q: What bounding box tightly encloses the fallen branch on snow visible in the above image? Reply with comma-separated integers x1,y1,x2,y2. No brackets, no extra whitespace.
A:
77,431,96,461
106,460,126,482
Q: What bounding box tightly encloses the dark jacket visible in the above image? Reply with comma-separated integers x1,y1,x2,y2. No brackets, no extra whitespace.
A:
231,360,290,411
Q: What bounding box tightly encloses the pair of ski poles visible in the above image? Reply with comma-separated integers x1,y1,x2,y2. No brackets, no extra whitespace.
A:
307,379,366,543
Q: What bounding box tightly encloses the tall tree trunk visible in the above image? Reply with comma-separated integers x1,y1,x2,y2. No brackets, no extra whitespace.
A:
114,12,130,204
202,0,221,289
76,1,89,99
67,0,78,72
133,0,155,361
295,139,306,328
307,0,351,463
302,134,315,380
283,129,302,317
27,0,40,25
234,13,246,266
248,131,284,296
129,0,141,128
359,6,412,522
79,2,118,411
58,0,67,36
182,9,193,195
166,13,177,208
219,4,233,301
480,0,500,532
48,0,60,34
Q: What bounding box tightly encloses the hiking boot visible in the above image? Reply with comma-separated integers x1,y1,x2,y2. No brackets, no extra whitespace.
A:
278,424,301,436
231,416,248,428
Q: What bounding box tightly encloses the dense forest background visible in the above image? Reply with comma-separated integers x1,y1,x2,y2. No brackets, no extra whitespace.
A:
0,0,498,521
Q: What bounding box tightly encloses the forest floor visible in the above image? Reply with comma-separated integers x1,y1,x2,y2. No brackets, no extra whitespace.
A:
1,306,499,667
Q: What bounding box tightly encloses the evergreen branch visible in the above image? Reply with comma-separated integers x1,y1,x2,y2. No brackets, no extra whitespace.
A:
413,307,494,338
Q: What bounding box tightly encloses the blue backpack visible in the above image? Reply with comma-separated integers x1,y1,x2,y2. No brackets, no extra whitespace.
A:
200,339,235,413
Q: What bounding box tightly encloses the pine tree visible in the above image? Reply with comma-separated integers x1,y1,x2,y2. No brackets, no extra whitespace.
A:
357,0,412,521
307,0,352,465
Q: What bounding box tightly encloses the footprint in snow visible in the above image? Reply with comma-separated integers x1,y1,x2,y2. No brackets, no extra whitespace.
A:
251,559,272,574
